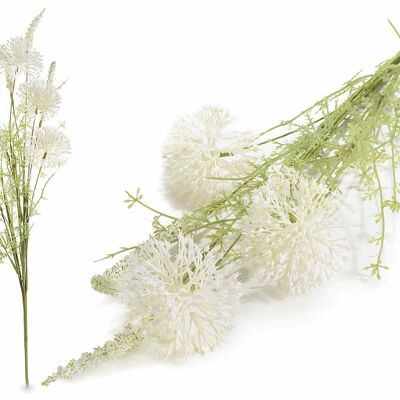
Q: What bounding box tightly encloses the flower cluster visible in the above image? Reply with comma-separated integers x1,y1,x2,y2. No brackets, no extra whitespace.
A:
47,104,349,385
46,19,400,387
0,11,69,171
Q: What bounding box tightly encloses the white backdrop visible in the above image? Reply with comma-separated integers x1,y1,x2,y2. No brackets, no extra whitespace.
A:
1,1,400,399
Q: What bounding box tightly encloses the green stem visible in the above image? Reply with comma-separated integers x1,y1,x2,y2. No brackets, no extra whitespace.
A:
372,159,386,279
135,199,176,220
257,117,325,146
216,233,241,268
20,282,29,387
256,73,369,139
125,191,177,220
95,245,138,262
389,117,399,207
185,218,238,235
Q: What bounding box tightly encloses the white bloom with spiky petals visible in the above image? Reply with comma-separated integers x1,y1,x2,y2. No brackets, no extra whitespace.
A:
0,37,42,78
26,126,70,168
163,106,259,211
238,167,345,294
19,79,61,118
118,234,242,357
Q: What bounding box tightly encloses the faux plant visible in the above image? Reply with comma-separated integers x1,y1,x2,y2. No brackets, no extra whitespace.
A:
0,11,70,387
44,22,400,384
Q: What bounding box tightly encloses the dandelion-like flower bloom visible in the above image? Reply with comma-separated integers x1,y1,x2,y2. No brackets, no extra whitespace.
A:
163,106,259,211
118,234,242,356
0,37,42,78
26,126,71,168
19,79,61,118
238,167,345,294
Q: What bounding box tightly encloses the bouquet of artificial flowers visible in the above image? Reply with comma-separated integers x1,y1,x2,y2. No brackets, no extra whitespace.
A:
0,10,70,387
43,20,400,385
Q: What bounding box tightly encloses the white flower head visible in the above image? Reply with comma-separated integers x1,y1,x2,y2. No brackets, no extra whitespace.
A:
163,106,259,211
0,36,42,79
19,79,61,118
238,167,345,294
26,126,70,168
118,234,242,357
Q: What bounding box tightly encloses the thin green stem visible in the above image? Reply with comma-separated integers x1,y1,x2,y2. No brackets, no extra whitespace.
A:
256,74,369,139
388,19,400,40
21,284,29,387
185,218,238,235
125,191,177,220
389,117,399,207
371,159,386,279
257,117,324,146
95,245,139,262
216,233,241,268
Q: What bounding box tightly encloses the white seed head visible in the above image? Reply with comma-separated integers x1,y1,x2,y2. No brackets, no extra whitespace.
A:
238,167,345,294
118,234,242,357
163,106,259,211
19,79,61,118
26,126,71,168
0,36,42,79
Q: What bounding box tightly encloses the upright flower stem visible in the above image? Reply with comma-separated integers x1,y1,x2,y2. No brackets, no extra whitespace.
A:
21,228,30,387
21,283,29,387
17,209,30,387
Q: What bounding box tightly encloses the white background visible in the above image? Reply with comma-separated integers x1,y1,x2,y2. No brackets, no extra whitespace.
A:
1,0,400,399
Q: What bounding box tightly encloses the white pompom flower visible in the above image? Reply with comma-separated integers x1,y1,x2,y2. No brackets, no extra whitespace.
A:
19,79,61,118
238,167,345,294
163,106,259,211
0,36,42,78
26,126,71,168
117,234,242,357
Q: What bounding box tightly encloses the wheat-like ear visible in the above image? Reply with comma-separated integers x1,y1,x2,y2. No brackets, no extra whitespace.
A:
42,325,143,386
47,61,56,87
25,9,46,45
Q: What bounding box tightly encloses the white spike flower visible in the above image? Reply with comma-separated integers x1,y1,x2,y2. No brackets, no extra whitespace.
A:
238,167,345,294
25,9,45,46
26,126,71,168
117,234,242,357
163,106,259,211
0,37,42,78
19,79,61,118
